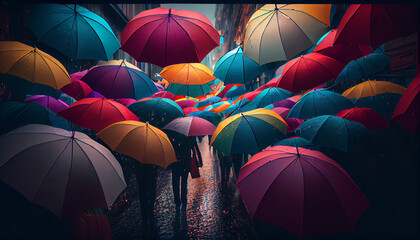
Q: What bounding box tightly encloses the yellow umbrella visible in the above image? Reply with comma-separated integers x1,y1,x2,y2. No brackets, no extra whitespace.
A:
243,4,331,65
97,120,177,169
159,63,216,85
342,80,406,99
0,41,70,89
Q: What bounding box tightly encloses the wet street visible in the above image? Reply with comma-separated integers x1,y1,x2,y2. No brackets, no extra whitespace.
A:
108,137,258,239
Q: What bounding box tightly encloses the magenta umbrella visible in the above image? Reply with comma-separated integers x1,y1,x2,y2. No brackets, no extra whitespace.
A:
285,118,304,134
337,107,389,131
152,91,176,100
270,107,290,119
60,78,92,100
237,145,370,239
163,116,216,136
176,99,198,109
70,70,89,81
272,99,297,109
24,95,69,114
114,98,136,107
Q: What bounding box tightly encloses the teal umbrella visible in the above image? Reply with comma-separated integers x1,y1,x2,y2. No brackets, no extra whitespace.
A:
27,4,120,60
225,99,251,116
166,82,212,98
251,87,293,108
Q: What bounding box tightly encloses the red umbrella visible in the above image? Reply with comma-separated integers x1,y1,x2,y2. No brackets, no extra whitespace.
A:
333,4,418,50
61,78,92,100
176,99,198,109
391,73,420,134
120,7,219,68
270,107,290,119
152,91,176,100
337,107,389,131
285,118,304,134
314,29,373,64
237,145,370,239
183,107,199,115
57,98,138,131
173,95,187,101
163,116,216,136
256,77,278,91
232,90,262,105
275,52,345,94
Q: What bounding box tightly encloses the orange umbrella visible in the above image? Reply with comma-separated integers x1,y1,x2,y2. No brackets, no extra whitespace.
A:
342,80,406,99
97,120,177,169
159,63,216,85
211,101,231,113
0,41,70,89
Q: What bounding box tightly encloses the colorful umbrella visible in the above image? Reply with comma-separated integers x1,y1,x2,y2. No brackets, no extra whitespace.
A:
81,62,158,100
336,107,389,131
0,101,70,134
0,124,126,217
225,99,252,116
57,98,138,132
391,73,420,134
342,80,406,99
285,118,304,133
275,52,345,94
114,98,136,107
166,83,213,98
86,91,105,99
160,63,216,85
152,91,176,100
24,95,68,114
183,107,199,115
120,7,219,68
211,108,287,155
265,99,297,109
237,145,370,239
188,111,223,127
176,99,199,109
69,70,89,81
267,107,290,119
0,41,71,89
333,4,418,50
251,87,293,108
272,137,314,149
127,97,185,129
163,116,216,136
60,78,92,100
217,84,242,98
213,46,261,85
224,85,247,99
292,115,375,152
288,89,354,120
243,4,331,65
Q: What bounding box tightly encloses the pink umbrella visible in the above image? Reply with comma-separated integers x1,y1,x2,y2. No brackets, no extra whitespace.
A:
70,70,89,81
114,98,136,107
152,91,176,100
24,95,68,114
183,107,199,115
237,145,370,239
60,78,92,100
176,99,198,109
272,99,296,109
163,116,216,136
270,107,290,119
285,118,304,133
337,107,389,131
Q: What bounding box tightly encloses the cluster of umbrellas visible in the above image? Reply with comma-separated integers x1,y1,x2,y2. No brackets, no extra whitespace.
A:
0,3,419,240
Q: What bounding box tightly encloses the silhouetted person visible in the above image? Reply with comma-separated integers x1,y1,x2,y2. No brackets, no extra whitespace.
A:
231,154,243,181
170,134,190,207
217,150,231,188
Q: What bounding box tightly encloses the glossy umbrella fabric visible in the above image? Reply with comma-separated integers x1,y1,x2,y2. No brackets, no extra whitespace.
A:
0,101,70,134
251,87,293,108
163,116,216,136
342,80,406,99
27,4,120,60
288,89,354,120
243,4,331,65
0,124,126,217
188,111,223,127
128,98,185,129
24,95,68,114
57,98,138,132
237,145,370,239
120,7,219,68
81,63,158,100
61,78,92,100
275,53,345,94
97,120,176,169
336,107,389,131
213,46,261,85
333,4,418,50
211,108,287,155
0,41,71,89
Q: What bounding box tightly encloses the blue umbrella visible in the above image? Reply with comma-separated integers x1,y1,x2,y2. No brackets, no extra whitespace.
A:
224,85,247,98
188,111,224,127
225,99,251,116
251,87,293,108
194,96,221,108
272,137,317,150
213,46,262,85
27,4,120,60
288,89,354,120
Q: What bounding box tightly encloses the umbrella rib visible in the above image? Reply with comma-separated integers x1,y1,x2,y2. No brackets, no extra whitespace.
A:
35,51,69,80
69,101,99,128
150,127,170,167
224,47,241,83
139,19,168,62
241,115,262,151
174,16,219,45
281,8,329,27
244,10,273,55
107,65,124,98
122,17,166,52
78,15,108,60
258,12,276,64
170,18,201,62
86,65,115,90
35,14,74,42
37,51,59,89
334,5,362,44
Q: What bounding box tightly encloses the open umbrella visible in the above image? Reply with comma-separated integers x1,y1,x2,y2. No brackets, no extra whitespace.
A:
237,145,370,239
336,107,389,131
176,99,199,109
24,95,68,114
272,137,314,149
120,7,219,68
60,78,92,100
0,41,71,89
288,89,354,120
211,108,287,155
183,107,199,116
285,118,304,133
243,4,331,65
251,87,293,108
266,107,290,119
57,98,138,132
224,85,247,99
97,120,177,169
342,80,406,99
0,124,126,217
160,63,216,85
163,116,216,136
114,98,136,107
188,111,223,127
27,4,120,60
152,91,176,100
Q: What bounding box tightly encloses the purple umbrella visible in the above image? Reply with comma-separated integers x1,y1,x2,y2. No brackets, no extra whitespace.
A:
24,95,68,114
86,91,105,98
272,99,297,109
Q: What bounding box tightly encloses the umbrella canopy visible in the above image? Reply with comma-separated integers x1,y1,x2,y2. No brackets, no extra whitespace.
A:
97,120,177,169
160,63,216,85
24,95,68,114
232,90,262,104
217,84,242,98
176,99,199,109
188,111,223,127
86,91,105,98
275,52,345,94
213,46,261,85
237,145,370,239
224,85,247,99
81,62,158,100
97,59,141,70
0,41,71,89
26,4,120,60
285,118,304,133
225,99,252,116
166,83,213,98
120,7,219,68
266,99,297,109
292,115,375,152
243,4,331,65
251,87,293,108
267,107,290,119
272,137,314,149
211,108,287,155
57,98,138,132
163,116,216,136
127,97,185,129
391,73,420,134
333,4,418,50
0,124,126,217
152,91,176,100
0,101,70,134
183,107,199,115
288,89,354,120
114,98,136,107
61,78,92,100
69,70,89,81
336,107,389,131
342,80,406,99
